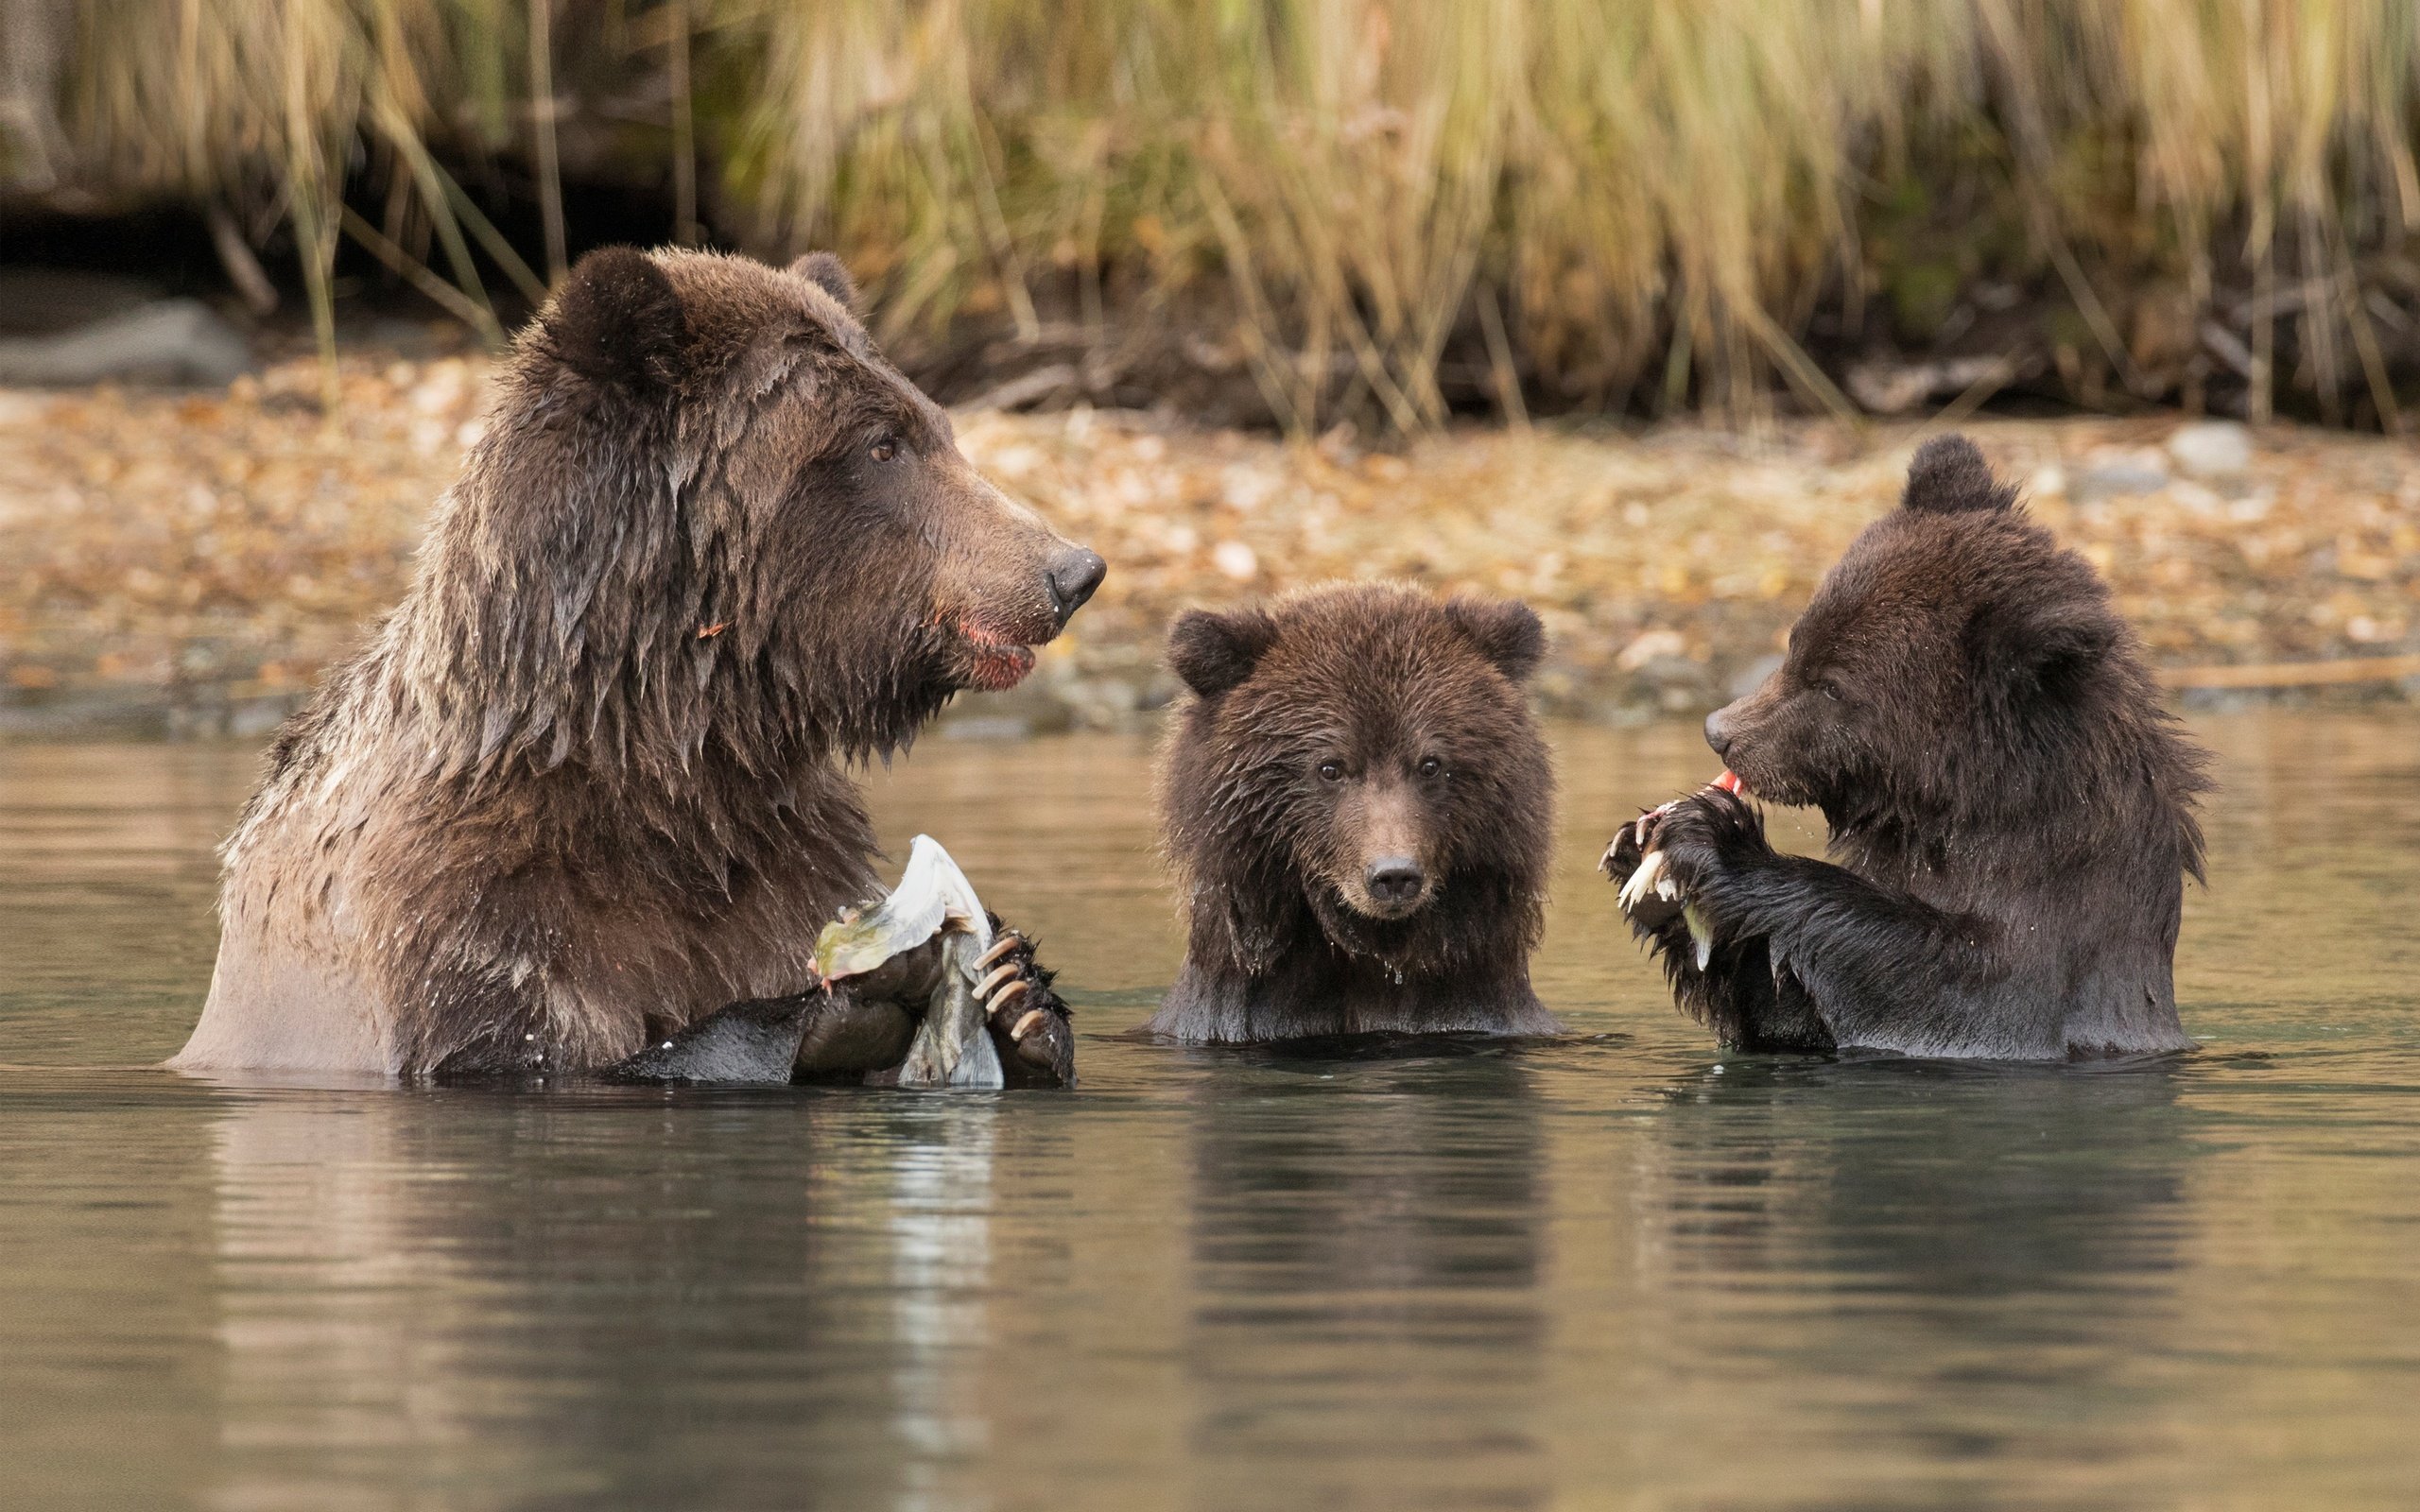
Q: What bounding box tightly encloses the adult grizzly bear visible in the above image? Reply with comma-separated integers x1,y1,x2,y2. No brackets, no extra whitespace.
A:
172,248,1101,1084
1604,436,2209,1059
1149,583,1560,1042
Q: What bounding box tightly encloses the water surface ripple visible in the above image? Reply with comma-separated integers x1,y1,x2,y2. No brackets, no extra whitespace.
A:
1,713,2415,1508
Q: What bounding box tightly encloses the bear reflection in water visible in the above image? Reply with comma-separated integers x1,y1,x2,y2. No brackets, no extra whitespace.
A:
1182,1044,1552,1507
191,1086,1031,1506
1631,1054,2198,1469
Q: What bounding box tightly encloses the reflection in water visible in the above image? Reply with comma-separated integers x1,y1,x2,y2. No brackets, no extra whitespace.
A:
1183,1046,1547,1510
886,1103,998,1505
1628,1058,2199,1506
1651,1058,2192,1289
1,712,2418,1507
199,1088,1013,1511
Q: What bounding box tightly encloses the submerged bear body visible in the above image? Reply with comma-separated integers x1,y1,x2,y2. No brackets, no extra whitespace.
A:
177,248,1098,1080
1150,583,1560,1043
1606,436,2209,1061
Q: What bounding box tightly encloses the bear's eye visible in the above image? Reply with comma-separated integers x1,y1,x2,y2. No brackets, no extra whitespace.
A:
1317,760,1345,783
869,434,900,464
1417,756,1444,779
1821,679,1845,702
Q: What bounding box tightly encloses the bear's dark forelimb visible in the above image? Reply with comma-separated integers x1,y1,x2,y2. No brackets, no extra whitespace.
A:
1607,806,1813,1050
604,984,931,1084
1633,790,2004,1055
607,994,821,1084
976,919,1076,1088
791,985,925,1079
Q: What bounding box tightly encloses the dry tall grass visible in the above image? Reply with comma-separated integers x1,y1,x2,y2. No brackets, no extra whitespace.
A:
12,0,2420,429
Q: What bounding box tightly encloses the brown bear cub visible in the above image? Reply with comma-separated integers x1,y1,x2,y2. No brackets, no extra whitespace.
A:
1604,435,2210,1060
173,248,1102,1085
1150,583,1560,1042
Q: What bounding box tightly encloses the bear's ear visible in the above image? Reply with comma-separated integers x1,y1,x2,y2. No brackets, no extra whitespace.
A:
1446,596,1547,682
1902,434,2018,514
2027,615,2117,696
788,251,858,312
545,247,687,391
1971,602,2116,699
1168,607,1279,698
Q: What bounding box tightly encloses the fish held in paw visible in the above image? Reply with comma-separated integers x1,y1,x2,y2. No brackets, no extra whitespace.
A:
813,835,1003,1090
1604,774,1744,975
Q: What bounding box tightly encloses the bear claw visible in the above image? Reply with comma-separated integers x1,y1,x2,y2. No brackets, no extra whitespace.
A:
1617,849,1669,911
1685,902,1714,971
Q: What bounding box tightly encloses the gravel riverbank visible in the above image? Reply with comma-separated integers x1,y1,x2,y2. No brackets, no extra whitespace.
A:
4,351,2416,738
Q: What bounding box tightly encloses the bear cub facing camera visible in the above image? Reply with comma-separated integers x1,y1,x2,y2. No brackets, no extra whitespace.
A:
1150,583,1560,1043
1604,435,2211,1060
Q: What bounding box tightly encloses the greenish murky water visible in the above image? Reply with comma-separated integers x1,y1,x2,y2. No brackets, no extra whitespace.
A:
2,713,2417,1509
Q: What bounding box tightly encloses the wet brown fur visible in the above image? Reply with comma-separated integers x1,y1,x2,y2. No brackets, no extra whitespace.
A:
1150,583,1560,1042
175,248,1093,1077
1607,436,2211,1059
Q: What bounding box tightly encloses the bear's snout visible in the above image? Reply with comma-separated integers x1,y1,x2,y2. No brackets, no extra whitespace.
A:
1046,546,1107,627
1339,781,1434,919
1704,701,1737,760
1365,856,1426,911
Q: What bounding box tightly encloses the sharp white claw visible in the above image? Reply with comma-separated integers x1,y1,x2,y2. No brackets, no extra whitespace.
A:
989,979,1030,1014
1010,1006,1048,1041
975,936,1022,971
1685,902,1714,971
974,961,1022,1001
1617,849,1668,911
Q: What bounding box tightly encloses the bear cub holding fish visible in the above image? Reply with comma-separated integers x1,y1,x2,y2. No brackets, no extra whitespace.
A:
1150,582,1561,1043
1604,436,2211,1060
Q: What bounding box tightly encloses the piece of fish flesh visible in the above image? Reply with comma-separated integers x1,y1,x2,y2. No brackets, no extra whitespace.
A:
1607,770,1743,971
815,834,1005,1090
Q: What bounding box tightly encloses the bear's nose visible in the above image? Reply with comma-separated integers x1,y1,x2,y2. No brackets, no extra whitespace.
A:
1046,547,1107,627
1366,856,1425,905
1704,703,1735,759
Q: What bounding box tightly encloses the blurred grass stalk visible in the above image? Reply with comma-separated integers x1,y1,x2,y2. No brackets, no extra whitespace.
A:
22,0,2420,431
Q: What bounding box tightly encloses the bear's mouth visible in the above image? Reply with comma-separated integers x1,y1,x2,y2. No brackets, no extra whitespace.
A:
1350,887,1430,923
944,616,1044,692
1311,880,1434,948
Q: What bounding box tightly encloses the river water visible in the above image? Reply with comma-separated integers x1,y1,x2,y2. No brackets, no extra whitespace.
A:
1,713,2415,1509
